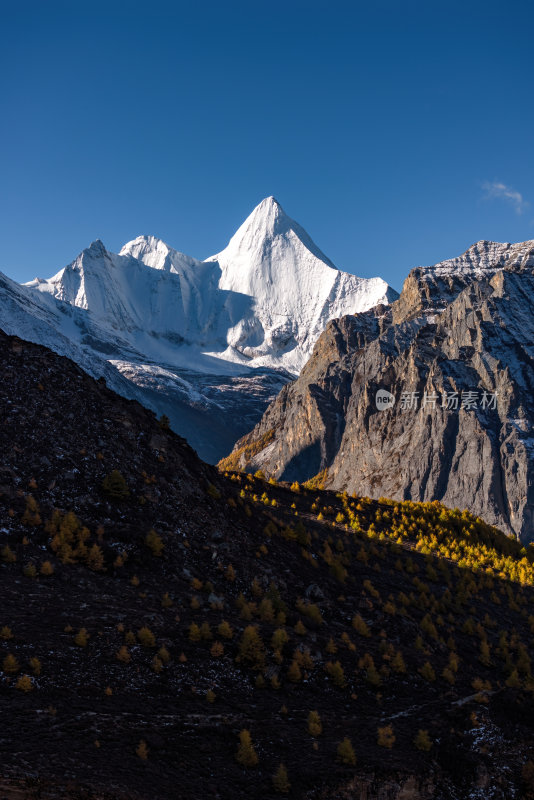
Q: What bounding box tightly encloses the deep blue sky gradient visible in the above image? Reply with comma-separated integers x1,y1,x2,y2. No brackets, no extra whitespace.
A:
1,0,533,291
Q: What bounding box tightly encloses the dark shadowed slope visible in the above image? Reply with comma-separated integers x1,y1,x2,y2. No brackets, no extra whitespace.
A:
2,330,534,799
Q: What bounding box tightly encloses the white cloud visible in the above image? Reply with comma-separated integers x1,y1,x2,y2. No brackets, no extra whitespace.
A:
482,181,528,215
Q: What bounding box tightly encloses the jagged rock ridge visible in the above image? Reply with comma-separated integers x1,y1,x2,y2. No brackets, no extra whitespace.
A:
224,239,534,541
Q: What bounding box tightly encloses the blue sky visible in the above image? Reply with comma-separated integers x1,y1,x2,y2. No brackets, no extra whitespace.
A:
1,0,533,292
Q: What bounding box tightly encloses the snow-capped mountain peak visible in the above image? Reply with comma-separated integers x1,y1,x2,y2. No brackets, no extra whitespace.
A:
24,239,118,312
21,198,397,373
1,198,399,458
86,239,109,258
423,239,534,278
208,196,336,274
200,197,394,370
119,235,203,273
227,195,312,243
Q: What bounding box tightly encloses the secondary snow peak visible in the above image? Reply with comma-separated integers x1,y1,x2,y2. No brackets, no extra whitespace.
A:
119,235,205,274
86,239,108,258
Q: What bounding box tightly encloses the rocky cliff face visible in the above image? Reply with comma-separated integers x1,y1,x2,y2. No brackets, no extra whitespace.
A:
392,238,534,323
224,240,534,541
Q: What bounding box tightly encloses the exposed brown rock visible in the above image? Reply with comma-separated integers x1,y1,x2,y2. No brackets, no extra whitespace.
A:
227,244,534,541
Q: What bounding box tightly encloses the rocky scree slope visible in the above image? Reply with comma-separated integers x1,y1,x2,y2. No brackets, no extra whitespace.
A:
2,330,534,798
223,239,534,542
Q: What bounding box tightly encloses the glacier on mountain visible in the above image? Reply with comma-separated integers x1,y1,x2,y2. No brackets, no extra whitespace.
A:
28,197,395,374
1,197,397,461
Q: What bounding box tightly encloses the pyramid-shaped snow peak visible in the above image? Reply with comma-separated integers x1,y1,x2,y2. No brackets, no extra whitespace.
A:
208,196,336,277
204,197,395,371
